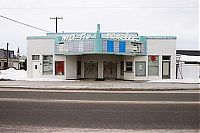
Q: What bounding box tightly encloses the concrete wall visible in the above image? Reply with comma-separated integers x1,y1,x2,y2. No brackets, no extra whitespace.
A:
27,38,54,78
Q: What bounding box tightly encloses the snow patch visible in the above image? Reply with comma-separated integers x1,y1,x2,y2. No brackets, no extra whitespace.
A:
0,68,27,80
148,79,200,84
0,68,77,81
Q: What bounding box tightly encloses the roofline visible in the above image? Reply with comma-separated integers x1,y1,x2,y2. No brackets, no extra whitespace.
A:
27,36,54,40
146,36,177,40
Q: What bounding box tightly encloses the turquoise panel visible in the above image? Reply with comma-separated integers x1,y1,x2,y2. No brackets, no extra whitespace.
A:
54,36,62,44
94,24,102,52
139,36,147,55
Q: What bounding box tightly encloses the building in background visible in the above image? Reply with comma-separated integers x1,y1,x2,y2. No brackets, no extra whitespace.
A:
27,24,176,80
19,55,27,70
0,49,19,70
176,50,200,80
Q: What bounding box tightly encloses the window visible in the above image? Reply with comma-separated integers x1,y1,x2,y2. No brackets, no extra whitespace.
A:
32,55,40,60
135,61,146,76
162,56,171,61
35,65,37,69
55,61,64,75
42,55,53,75
126,62,133,72
148,55,159,76
10,52,14,58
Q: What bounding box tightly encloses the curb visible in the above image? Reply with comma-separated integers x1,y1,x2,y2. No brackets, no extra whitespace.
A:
0,86,199,91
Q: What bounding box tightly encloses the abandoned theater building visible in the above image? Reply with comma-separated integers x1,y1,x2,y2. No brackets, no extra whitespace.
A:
27,24,176,80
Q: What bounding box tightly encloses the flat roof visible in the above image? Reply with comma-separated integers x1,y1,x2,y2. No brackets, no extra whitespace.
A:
27,36,54,40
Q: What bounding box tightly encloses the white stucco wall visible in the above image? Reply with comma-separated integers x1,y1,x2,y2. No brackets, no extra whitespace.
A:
124,56,135,80
27,38,54,78
177,63,200,80
123,39,176,80
27,37,176,80
66,55,77,79
147,39,176,80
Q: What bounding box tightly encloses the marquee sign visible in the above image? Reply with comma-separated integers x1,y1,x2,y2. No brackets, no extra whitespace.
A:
60,33,139,42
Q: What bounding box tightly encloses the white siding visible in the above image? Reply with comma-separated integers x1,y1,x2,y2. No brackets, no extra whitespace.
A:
27,38,54,78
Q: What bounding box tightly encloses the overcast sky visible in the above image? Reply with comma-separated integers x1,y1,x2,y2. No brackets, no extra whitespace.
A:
0,0,199,55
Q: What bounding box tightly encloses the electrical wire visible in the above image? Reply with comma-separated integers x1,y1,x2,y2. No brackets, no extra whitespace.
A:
0,6,198,9
0,15,52,33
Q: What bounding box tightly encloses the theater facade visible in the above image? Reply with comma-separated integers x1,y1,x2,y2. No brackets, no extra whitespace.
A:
27,24,176,80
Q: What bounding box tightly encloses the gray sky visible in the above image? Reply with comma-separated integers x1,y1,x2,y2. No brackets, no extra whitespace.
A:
0,0,199,55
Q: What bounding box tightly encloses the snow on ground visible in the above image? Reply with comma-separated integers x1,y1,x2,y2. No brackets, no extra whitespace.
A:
0,68,27,80
0,68,199,83
0,68,67,81
148,79,200,84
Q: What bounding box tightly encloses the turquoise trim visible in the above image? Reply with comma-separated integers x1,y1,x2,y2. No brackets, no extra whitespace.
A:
139,36,147,55
94,24,102,52
54,36,62,44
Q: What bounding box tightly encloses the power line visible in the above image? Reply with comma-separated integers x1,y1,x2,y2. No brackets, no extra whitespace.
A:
0,15,52,33
0,7,198,9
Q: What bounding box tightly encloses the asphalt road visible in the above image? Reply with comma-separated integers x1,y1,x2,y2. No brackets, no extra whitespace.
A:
0,88,199,132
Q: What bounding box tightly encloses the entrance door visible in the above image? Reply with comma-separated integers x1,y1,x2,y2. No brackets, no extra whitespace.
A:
162,61,170,79
103,61,117,79
32,62,40,78
84,61,98,79
162,56,171,79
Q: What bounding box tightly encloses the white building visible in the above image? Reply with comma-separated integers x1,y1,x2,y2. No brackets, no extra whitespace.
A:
176,50,200,80
27,24,176,80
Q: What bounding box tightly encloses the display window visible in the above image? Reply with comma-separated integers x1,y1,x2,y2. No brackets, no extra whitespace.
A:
55,61,64,75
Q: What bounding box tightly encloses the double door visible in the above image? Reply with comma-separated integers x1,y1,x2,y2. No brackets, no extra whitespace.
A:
84,61,98,79
103,61,117,79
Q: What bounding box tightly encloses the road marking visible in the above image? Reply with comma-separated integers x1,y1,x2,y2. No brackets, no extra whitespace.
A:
0,88,199,94
0,98,199,104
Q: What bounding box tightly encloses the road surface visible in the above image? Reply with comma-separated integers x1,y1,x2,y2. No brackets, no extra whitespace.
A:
0,88,199,132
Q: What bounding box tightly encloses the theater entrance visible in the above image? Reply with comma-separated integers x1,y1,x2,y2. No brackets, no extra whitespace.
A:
84,61,98,79
103,61,117,79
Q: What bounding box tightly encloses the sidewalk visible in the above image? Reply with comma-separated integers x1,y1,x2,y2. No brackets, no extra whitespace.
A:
0,80,199,91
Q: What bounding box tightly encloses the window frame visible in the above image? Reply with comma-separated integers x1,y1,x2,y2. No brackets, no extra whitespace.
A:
148,55,159,76
42,55,53,75
32,55,40,60
55,61,64,75
135,61,146,76
125,61,133,72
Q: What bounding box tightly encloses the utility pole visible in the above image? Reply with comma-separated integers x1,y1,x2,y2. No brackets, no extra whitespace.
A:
6,43,9,69
50,17,63,33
